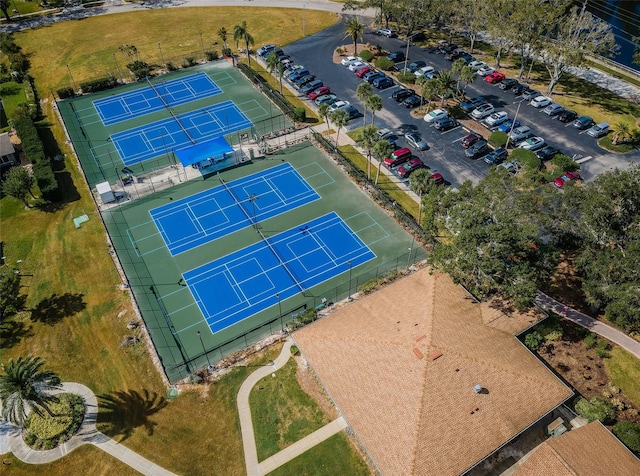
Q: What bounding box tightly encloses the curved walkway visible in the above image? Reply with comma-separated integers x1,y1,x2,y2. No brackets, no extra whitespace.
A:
2,382,175,475
535,291,640,360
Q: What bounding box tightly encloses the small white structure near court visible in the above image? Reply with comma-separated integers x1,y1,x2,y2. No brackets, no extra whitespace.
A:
96,181,116,204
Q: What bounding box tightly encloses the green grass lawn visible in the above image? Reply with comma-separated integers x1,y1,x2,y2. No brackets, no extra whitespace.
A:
605,347,640,407
250,358,330,461
0,81,27,124
268,432,372,476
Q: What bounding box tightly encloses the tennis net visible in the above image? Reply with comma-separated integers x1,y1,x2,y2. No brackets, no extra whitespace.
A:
146,78,196,144
218,174,254,225
257,228,305,293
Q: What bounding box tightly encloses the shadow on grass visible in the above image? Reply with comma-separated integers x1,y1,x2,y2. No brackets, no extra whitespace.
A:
98,389,168,441
0,317,33,348
30,292,86,325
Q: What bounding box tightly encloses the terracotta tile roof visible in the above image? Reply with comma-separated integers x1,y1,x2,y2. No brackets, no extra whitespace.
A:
515,421,640,476
293,269,573,476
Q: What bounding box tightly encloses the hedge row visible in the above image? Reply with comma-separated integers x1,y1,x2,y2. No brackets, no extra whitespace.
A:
12,113,44,163
79,76,119,94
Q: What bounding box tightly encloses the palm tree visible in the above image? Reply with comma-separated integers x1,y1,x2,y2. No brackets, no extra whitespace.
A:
265,51,284,92
0,355,62,426
451,59,466,93
419,78,439,113
366,94,383,126
373,139,394,185
612,121,631,145
329,109,350,150
233,21,255,66
344,17,364,55
435,70,456,106
217,27,228,52
357,125,378,180
459,65,477,95
318,103,331,134
356,82,373,125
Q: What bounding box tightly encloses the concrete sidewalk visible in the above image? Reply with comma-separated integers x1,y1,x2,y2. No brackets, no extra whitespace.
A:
535,291,640,360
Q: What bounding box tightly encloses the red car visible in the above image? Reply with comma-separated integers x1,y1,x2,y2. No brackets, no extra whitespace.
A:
485,71,506,84
429,172,445,185
308,86,330,100
397,157,425,178
461,132,482,148
554,171,581,188
355,66,372,78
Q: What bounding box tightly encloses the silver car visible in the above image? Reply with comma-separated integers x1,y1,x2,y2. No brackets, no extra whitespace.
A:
405,132,429,151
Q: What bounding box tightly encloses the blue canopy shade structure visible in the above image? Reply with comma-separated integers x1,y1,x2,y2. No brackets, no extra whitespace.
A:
174,136,233,167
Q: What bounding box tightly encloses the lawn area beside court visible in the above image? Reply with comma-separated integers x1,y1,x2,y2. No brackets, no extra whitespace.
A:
605,347,640,407
13,8,338,94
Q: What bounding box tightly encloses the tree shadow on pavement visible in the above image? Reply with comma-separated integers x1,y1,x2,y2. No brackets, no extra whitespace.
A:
30,293,86,325
98,389,168,441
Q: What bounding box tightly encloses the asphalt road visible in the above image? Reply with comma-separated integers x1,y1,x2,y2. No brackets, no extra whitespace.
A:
283,21,639,187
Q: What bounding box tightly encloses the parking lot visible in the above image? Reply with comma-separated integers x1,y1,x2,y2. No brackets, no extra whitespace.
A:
275,21,639,188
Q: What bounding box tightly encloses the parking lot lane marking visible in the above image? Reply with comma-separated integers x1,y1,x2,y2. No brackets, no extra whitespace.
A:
451,135,464,142
575,155,593,164
440,126,461,135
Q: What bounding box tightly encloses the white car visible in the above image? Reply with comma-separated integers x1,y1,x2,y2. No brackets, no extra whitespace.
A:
484,111,508,127
498,160,521,174
530,96,552,108
468,60,486,71
377,28,397,38
471,103,495,119
348,61,367,72
329,100,350,111
509,125,532,142
341,56,358,66
477,66,495,76
424,108,448,123
543,103,564,116
414,66,435,78
377,128,394,140
518,136,545,150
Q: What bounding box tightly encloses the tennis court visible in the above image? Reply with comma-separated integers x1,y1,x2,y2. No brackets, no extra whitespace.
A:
111,100,254,166
184,212,376,333
93,72,222,126
147,163,322,255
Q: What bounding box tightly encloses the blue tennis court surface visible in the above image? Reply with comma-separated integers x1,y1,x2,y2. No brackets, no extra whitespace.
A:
111,101,252,166
93,73,221,126
183,212,376,333
149,163,320,255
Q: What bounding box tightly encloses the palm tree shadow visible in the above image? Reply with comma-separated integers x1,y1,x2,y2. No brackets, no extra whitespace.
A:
97,389,168,441
0,318,33,348
30,293,86,325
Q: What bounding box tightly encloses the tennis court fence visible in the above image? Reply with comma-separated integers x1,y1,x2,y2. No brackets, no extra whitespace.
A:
237,63,298,121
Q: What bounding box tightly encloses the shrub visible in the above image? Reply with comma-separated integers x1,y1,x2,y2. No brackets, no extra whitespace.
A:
33,159,60,202
11,112,45,162
524,331,544,351
448,105,465,119
595,338,610,358
374,57,395,71
290,345,299,356
23,393,84,450
397,71,415,84
488,130,508,148
574,396,616,423
8,52,30,75
336,47,344,55
613,421,640,452
182,56,197,68
126,60,152,80
56,87,75,99
205,50,219,61
293,106,306,122
552,154,579,172
509,148,540,170
583,332,597,349
79,76,118,93
296,308,317,325
166,62,177,71
359,50,374,62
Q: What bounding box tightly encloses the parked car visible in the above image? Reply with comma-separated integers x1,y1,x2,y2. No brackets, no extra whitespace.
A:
499,78,519,90
433,117,459,131
536,146,561,161
373,76,394,89
459,54,475,64
392,88,415,102
471,103,495,119
586,122,609,138
509,125,532,142
512,83,527,95
377,28,397,38
522,88,541,101
397,157,425,178
355,66,371,78
300,79,323,94
438,43,458,54
405,132,429,151
444,49,466,61
573,115,595,130
460,97,485,113
429,172,445,185
465,140,490,159
288,69,310,82
530,96,552,108
461,132,482,148
518,136,545,151
329,100,350,111
414,66,435,78
468,60,486,71
387,51,405,63
485,111,509,127
477,65,495,76
364,71,386,84
408,61,426,72
497,119,521,133
383,147,412,167
554,171,581,188
348,60,367,72
308,86,330,100
283,64,304,79
293,74,316,88
402,95,423,108
484,148,508,165
341,56,358,66
314,94,338,106
257,44,276,57
557,110,578,123
485,71,505,83
424,108,448,123
543,103,564,116
499,160,521,174
344,105,360,120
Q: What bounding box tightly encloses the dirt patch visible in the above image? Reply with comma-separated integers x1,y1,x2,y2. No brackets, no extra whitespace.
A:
332,43,385,65
294,354,338,420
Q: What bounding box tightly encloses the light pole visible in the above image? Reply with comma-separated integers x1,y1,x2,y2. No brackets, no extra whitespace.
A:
347,260,353,301
197,331,212,369
303,4,306,37
407,247,412,268
505,101,522,149
276,293,283,332
66,64,78,91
